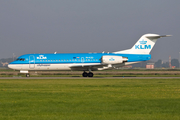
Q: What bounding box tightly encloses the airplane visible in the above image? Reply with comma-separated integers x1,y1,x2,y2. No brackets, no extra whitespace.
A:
8,34,171,77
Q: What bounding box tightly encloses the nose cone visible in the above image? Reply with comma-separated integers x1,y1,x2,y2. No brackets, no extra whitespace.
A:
8,63,13,69
8,62,17,69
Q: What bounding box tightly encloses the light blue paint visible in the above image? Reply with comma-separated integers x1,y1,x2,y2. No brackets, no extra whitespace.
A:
9,53,151,65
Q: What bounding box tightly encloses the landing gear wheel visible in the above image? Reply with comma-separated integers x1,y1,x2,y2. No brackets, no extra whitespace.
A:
26,74,30,77
88,72,93,77
82,72,88,77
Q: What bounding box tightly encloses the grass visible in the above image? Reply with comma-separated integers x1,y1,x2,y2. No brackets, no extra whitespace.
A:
0,78,180,120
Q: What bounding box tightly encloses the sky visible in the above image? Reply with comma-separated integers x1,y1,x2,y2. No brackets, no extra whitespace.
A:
0,0,180,62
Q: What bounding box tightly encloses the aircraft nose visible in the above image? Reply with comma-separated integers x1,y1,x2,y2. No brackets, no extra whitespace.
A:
8,64,14,69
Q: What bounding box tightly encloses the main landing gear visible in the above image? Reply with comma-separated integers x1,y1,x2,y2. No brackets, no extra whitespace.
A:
82,71,94,77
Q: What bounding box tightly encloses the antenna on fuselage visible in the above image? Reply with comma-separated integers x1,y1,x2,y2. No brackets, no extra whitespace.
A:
54,52,57,54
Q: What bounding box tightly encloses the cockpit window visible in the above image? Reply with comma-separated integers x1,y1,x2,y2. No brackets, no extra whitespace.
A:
16,58,25,61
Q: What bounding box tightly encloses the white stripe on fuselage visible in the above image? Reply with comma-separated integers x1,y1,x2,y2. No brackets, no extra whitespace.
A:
8,63,102,71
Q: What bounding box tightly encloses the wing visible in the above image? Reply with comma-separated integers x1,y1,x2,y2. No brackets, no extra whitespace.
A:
69,63,107,71
69,63,127,71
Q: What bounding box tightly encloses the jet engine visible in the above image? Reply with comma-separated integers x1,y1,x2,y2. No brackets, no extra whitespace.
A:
101,56,128,64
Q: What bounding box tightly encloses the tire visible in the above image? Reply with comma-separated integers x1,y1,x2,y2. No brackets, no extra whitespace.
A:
88,72,93,77
26,74,30,77
82,72,88,77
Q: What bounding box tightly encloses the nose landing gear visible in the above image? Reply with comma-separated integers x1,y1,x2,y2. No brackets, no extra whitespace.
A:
82,71,94,77
26,73,30,77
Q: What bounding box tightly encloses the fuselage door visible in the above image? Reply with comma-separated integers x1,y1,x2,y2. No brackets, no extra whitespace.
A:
81,57,85,63
29,55,35,69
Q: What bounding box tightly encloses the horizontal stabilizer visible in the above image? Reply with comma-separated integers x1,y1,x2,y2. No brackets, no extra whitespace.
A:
146,35,172,39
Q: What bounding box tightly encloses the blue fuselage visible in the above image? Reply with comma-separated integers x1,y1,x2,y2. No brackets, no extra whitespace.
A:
9,53,151,65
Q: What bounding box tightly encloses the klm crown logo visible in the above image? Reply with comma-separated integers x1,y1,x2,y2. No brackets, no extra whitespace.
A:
109,58,115,61
37,55,47,59
139,39,147,44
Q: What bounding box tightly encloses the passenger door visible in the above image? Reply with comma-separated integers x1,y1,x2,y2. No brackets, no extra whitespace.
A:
81,57,85,63
29,55,35,69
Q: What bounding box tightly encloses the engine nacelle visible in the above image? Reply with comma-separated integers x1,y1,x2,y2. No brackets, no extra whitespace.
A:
101,56,128,64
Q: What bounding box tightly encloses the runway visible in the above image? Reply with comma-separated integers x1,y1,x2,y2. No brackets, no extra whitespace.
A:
1,77,180,79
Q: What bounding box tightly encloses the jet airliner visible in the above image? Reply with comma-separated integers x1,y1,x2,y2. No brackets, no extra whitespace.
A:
8,34,171,77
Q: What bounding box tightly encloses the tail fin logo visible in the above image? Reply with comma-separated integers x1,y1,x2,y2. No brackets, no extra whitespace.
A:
139,39,147,44
135,39,151,49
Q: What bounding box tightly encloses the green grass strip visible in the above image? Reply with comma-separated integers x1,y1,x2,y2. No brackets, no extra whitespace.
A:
0,79,180,120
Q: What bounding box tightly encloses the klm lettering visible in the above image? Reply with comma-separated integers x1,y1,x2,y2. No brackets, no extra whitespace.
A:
135,45,151,49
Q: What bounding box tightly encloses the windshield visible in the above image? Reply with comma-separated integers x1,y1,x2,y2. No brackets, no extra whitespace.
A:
16,58,25,61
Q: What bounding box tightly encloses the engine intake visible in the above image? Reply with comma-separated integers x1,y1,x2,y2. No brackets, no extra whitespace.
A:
101,56,128,64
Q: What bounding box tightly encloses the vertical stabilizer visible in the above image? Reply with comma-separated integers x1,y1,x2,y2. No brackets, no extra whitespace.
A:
114,34,171,54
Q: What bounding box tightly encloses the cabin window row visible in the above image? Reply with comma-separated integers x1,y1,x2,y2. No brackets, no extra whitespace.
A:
39,59,99,62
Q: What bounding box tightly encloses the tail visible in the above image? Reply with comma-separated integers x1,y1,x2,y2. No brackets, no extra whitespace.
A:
114,34,171,54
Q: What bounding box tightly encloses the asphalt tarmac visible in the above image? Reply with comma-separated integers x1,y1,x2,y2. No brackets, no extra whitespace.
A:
1,77,180,79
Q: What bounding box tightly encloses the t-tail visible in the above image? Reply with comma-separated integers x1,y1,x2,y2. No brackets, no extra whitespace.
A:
114,34,171,54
